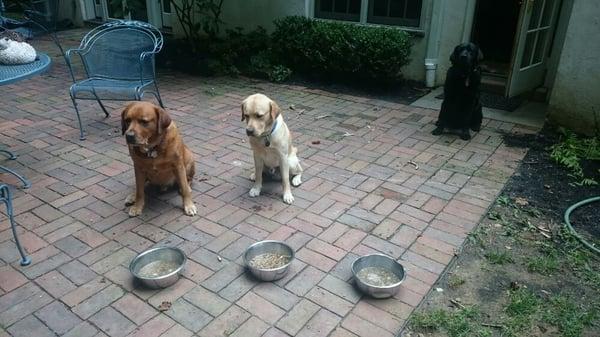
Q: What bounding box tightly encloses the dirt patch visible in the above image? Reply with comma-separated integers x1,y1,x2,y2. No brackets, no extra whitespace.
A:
501,128,600,244
404,127,600,337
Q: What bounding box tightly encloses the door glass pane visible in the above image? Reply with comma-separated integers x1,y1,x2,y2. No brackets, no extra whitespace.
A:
529,0,544,29
540,0,554,26
520,32,536,68
532,29,548,64
373,0,388,16
163,0,171,13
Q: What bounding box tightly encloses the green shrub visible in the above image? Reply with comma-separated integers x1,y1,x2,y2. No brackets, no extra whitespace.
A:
550,128,600,185
272,16,413,83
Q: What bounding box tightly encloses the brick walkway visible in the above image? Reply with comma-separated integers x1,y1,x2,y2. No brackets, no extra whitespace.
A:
0,30,536,337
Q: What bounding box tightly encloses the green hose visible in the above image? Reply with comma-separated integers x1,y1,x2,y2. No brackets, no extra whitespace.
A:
564,196,600,255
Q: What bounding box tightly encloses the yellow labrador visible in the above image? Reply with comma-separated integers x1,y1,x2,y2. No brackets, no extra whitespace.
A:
241,93,303,204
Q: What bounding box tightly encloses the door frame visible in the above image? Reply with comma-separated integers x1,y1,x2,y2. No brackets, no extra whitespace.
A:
505,0,561,97
469,0,564,98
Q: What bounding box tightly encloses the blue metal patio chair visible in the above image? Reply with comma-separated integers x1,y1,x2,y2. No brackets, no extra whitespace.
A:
66,20,164,140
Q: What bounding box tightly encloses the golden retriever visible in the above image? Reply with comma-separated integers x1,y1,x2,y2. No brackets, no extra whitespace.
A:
242,93,303,204
121,102,197,216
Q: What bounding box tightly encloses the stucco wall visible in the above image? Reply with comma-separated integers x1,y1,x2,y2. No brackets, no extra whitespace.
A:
547,0,600,135
220,0,305,32
434,0,473,85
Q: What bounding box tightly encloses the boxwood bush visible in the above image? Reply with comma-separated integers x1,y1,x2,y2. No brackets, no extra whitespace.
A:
272,16,413,83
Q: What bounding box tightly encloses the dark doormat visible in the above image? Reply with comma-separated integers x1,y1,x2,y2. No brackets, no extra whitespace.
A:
435,92,525,112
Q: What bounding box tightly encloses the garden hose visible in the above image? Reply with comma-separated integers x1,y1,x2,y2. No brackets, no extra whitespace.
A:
564,196,600,255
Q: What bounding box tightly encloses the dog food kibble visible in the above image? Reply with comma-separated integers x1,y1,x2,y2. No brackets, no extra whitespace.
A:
249,253,291,269
356,267,401,287
138,261,179,278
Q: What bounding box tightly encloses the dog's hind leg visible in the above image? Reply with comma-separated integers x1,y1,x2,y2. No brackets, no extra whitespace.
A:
460,129,471,140
432,125,445,135
470,103,483,132
288,146,302,187
187,161,195,187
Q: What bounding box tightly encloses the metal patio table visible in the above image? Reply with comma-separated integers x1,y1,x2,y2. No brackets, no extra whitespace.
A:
0,52,52,266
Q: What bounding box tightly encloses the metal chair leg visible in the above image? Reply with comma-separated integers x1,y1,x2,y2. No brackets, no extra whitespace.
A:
154,83,165,108
0,165,31,189
0,149,17,160
0,184,31,266
92,93,110,118
70,94,86,140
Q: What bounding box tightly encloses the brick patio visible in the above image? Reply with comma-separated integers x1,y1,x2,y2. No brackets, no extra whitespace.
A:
0,30,536,337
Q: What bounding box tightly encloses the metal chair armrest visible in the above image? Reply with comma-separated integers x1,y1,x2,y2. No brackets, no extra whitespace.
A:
139,51,159,82
65,48,84,83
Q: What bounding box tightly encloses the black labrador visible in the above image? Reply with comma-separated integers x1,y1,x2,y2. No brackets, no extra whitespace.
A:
432,42,484,140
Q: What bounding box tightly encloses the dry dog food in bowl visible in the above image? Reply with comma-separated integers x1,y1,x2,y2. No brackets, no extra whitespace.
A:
244,240,294,281
352,254,405,298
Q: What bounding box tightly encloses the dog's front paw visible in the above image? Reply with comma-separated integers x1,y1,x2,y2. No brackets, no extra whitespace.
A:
249,186,261,197
125,193,136,206
460,130,471,140
184,203,197,216
283,192,294,204
291,175,302,187
432,126,444,135
128,205,144,217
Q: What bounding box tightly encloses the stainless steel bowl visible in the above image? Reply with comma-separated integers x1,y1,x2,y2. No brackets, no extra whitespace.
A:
351,254,406,298
243,240,294,281
129,247,186,289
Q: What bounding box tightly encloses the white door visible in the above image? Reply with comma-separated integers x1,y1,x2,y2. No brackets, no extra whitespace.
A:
159,0,173,28
506,0,559,97
94,0,104,19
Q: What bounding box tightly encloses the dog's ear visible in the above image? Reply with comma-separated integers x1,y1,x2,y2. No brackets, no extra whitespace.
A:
155,105,172,135
121,103,134,135
450,45,460,64
269,99,280,121
241,99,247,122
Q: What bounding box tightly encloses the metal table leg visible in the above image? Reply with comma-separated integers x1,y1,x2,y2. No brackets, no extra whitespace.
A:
0,149,31,189
0,184,31,266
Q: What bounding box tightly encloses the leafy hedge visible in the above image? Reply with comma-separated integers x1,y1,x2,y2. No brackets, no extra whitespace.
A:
271,16,413,83
158,16,414,84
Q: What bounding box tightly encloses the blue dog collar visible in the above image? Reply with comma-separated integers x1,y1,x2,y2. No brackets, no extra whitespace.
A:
264,119,280,147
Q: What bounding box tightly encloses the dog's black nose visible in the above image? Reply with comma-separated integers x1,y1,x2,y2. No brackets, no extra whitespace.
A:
246,128,254,136
125,132,136,144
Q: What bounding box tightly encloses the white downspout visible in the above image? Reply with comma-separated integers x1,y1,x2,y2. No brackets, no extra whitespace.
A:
424,0,446,88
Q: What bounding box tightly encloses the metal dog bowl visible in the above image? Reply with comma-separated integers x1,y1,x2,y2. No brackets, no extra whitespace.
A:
243,240,294,281
129,247,186,289
351,254,406,298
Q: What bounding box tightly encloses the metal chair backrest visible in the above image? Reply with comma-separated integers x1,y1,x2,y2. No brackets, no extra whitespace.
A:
78,20,163,81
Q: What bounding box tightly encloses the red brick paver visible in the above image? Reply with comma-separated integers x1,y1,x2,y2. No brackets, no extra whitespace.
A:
0,30,535,336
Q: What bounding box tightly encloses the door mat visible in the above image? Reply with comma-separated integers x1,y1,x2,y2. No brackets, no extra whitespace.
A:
435,92,525,112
